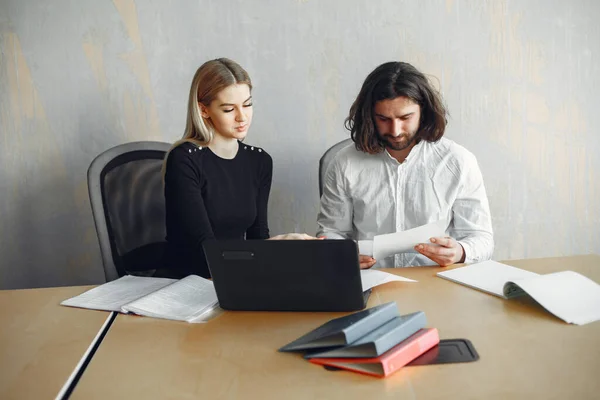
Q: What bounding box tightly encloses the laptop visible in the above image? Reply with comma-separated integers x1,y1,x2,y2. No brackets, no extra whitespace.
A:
202,239,370,312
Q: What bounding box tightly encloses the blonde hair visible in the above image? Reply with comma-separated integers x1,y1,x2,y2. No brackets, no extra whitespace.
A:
163,58,252,176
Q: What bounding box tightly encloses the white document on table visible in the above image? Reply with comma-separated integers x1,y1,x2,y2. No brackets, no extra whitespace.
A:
437,260,600,325
121,275,220,323
358,219,448,260
503,271,600,325
360,269,417,291
436,260,539,298
60,275,177,312
61,275,220,323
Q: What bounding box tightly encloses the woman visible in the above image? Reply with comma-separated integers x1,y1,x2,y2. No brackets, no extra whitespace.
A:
164,58,315,278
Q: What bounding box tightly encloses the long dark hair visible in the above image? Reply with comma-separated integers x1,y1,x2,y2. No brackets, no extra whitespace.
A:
345,62,447,154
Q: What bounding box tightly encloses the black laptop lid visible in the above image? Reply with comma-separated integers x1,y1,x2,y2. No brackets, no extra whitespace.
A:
203,239,364,312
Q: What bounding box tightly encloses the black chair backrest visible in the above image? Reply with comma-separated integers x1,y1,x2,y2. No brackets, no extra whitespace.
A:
88,141,171,281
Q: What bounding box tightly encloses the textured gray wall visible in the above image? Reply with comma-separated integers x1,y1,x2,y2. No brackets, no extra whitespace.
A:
1,0,599,289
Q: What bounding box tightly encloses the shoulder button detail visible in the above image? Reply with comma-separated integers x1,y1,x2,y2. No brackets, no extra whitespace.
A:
251,146,254,150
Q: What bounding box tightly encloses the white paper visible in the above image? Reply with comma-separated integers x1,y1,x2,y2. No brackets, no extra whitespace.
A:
436,260,539,298
357,240,373,256
60,275,177,312
372,219,448,261
504,271,600,325
121,275,219,323
437,261,600,325
360,269,417,291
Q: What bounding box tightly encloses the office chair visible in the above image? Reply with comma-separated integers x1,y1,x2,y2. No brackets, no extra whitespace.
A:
88,141,171,282
318,138,353,197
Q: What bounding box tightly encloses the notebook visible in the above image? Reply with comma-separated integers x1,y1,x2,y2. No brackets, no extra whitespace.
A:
304,311,427,359
309,328,440,378
437,260,600,325
279,302,400,351
61,275,220,323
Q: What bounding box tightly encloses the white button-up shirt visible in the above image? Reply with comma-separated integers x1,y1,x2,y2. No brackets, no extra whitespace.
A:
317,137,494,267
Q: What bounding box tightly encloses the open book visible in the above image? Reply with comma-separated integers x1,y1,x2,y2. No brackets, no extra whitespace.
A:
437,260,600,325
61,275,220,323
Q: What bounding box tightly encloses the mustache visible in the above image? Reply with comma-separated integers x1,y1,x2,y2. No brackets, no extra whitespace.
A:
381,132,410,137
377,131,418,149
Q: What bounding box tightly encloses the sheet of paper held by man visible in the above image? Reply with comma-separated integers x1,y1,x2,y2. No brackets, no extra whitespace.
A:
358,219,448,261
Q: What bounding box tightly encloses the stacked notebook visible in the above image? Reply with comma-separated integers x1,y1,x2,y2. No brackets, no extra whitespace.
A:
279,302,439,378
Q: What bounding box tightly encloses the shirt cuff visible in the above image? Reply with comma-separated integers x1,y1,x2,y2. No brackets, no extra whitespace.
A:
458,240,476,264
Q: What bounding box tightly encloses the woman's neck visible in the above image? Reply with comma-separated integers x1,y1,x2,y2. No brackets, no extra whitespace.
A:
208,135,239,159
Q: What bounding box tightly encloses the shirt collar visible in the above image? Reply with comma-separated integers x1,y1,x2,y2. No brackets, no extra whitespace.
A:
381,140,423,166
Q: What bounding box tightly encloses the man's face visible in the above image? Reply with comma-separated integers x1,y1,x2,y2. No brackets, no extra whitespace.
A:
373,96,421,151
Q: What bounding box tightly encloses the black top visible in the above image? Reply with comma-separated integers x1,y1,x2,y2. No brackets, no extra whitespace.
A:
164,141,272,277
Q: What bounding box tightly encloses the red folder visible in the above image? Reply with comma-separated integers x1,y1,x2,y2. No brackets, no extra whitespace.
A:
309,328,439,378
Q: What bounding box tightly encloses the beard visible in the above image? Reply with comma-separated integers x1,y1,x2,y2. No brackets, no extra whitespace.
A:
377,130,418,151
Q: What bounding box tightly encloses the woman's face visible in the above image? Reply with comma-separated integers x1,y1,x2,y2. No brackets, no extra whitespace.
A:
201,83,253,140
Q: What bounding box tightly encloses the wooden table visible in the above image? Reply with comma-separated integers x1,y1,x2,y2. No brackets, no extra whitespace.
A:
71,255,600,399
0,286,112,400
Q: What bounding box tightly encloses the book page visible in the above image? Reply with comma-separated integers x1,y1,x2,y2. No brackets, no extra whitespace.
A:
360,269,416,291
505,271,600,325
121,275,219,323
60,276,177,312
436,260,539,298
372,219,448,260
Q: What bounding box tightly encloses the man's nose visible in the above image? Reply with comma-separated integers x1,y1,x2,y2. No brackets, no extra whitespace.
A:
391,119,403,136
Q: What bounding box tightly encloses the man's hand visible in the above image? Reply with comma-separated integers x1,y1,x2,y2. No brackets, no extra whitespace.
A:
268,233,323,240
359,255,377,269
414,236,465,267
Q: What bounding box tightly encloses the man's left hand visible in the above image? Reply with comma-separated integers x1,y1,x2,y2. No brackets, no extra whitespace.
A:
414,236,465,267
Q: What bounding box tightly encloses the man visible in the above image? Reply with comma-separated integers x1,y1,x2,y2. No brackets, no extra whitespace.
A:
317,61,493,269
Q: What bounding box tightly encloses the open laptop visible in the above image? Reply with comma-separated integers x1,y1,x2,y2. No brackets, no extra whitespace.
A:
202,239,370,312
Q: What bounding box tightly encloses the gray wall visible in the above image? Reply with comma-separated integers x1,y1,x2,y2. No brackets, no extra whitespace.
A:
1,0,599,289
